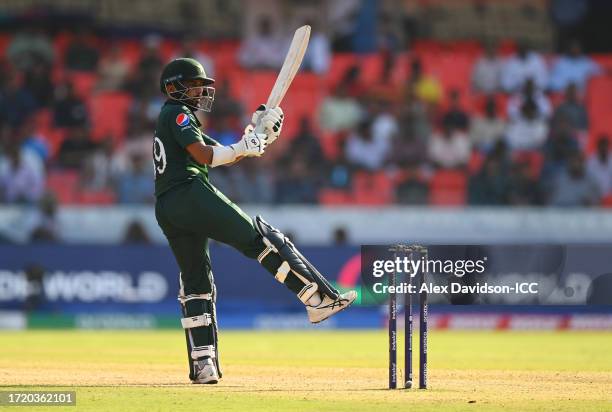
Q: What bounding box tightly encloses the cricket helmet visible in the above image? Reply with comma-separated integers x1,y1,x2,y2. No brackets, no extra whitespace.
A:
160,58,215,112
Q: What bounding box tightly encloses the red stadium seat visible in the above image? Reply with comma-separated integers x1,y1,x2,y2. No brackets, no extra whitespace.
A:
319,189,353,206
601,194,612,207
468,151,485,175
327,53,358,90
46,170,79,204
352,171,395,205
239,72,278,112
359,54,383,87
77,189,116,205
0,34,10,58
280,73,325,138
318,131,344,160
592,54,612,74
119,40,143,70
53,31,74,60
34,109,52,131
43,129,68,158
89,92,132,142
513,150,544,179
449,41,483,56
205,40,240,75
160,39,180,63
69,71,98,99
586,76,612,152
497,39,517,56
429,169,467,206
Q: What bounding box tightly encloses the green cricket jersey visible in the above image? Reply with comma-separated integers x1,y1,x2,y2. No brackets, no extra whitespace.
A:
153,100,219,197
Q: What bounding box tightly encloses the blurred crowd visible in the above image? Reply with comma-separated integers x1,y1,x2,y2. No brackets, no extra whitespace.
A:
0,20,610,215
319,37,607,208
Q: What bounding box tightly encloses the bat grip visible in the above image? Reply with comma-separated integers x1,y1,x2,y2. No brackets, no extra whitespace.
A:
253,110,268,135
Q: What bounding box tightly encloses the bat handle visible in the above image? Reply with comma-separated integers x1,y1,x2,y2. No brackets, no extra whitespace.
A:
253,110,268,135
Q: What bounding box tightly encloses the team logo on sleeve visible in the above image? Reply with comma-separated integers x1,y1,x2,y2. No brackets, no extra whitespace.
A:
176,113,190,126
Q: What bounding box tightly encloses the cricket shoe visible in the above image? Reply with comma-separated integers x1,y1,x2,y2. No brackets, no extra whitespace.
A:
306,290,357,324
191,357,219,384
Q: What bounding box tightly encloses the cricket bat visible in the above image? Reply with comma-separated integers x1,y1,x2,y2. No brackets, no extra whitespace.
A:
254,25,311,134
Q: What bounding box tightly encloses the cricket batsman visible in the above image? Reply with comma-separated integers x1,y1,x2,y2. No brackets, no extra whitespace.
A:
153,58,357,384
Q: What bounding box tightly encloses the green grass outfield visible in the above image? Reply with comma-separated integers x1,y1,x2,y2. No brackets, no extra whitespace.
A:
0,330,611,411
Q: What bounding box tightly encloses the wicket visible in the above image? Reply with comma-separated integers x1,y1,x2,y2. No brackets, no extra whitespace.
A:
388,244,428,390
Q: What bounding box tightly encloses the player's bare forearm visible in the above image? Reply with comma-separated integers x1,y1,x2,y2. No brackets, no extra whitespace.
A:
186,141,214,165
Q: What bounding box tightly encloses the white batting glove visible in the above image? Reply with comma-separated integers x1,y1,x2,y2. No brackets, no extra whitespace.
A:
230,124,268,158
252,104,284,144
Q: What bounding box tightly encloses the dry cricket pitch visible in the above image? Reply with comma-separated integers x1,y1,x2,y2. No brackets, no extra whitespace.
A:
1,330,610,411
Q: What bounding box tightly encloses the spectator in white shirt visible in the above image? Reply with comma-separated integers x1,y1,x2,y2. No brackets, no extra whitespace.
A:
586,136,612,196
319,82,363,132
370,99,398,146
471,42,503,94
470,97,506,151
507,78,552,120
504,98,549,151
96,44,129,92
549,40,601,92
345,120,389,170
428,124,471,169
500,42,548,93
0,144,45,204
238,16,285,70
302,21,331,74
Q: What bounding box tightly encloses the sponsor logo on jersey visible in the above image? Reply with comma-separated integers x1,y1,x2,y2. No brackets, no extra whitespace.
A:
176,113,190,127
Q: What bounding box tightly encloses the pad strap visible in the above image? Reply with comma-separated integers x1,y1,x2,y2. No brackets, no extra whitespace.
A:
181,314,212,329
297,282,318,304
257,242,275,263
191,345,216,360
275,261,290,283
178,293,212,304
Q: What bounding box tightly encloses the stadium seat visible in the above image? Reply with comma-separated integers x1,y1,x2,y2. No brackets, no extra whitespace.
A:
317,131,342,160
593,54,612,74
449,40,482,56
468,151,485,175
53,31,74,60
46,170,79,204
43,128,68,158
429,169,467,206
89,92,132,142
513,150,544,179
69,71,98,99
239,72,278,112
327,53,358,90
319,188,353,206
280,73,325,138
601,194,612,207
160,39,180,63
359,54,383,86
34,109,52,131
119,40,143,69
224,67,248,99
205,40,240,75
586,76,612,152
0,34,9,58
352,171,395,205
78,189,116,205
